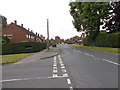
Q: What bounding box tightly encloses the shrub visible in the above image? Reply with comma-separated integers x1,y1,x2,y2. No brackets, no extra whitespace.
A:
2,42,47,55
83,32,120,48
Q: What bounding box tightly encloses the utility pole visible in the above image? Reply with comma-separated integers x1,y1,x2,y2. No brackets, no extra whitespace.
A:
47,19,49,50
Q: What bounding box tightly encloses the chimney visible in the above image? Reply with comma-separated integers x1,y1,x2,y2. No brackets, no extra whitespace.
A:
14,20,17,25
36,32,37,35
38,34,39,37
28,28,29,31
31,30,33,32
21,24,23,27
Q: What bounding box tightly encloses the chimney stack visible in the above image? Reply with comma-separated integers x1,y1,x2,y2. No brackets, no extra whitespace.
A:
38,34,39,37
31,30,33,32
28,28,29,31
36,32,37,35
21,24,23,27
14,20,17,25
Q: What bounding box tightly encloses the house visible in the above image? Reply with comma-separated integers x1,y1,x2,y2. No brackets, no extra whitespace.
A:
2,20,44,43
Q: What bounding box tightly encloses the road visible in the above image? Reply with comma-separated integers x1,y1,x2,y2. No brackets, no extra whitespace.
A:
2,44,119,89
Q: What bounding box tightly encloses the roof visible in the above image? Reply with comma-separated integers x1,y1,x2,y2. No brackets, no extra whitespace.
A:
16,24,42,40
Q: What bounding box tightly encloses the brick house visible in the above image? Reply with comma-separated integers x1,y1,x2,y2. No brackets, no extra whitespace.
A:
2,20,45,43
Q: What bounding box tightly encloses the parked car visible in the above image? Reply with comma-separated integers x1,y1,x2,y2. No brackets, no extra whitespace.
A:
52,44,57,47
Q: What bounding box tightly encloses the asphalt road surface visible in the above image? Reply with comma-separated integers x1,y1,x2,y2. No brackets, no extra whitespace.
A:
2,44,119,89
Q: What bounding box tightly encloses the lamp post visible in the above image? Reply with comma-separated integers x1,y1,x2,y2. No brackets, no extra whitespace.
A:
47,19,49,50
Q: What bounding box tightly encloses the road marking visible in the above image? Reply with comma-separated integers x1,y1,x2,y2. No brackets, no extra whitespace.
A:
58,55,62,60
70,86,73,90
85,53,90,56
1,77,49,83
102,59,120,66
90,55,95,57
54,56,56,61
53,74,58,77
53,67,57,69
63,73,68,77
60,63,64,66
1,75,69,83
67,78,72,84
53,70,57,73
62,69,67,73
61,66,65,69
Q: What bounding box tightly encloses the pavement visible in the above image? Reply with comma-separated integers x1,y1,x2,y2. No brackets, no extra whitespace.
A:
2,44,119,89
16,46,59,64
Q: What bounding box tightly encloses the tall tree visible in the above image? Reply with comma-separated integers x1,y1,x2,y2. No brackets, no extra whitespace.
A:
69,2,110,40
0,15,7,30
104,1,120,33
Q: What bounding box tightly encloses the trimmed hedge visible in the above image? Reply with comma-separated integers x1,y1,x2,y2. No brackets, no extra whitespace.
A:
83,32,120,48
2,42,47,55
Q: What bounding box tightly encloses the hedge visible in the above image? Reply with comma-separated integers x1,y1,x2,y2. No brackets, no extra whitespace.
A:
2,42,47,55
83,32,120,48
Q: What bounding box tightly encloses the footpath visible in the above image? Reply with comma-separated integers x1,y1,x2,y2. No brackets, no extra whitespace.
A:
17,47,59,63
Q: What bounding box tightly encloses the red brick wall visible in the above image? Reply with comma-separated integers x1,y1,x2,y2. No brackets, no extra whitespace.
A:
2,23,28,43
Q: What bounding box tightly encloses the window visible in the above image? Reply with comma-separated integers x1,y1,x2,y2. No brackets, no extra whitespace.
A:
36,38,40,40
31,36,34,39
7,34,12,39
3,35,7,36
26,34,29,38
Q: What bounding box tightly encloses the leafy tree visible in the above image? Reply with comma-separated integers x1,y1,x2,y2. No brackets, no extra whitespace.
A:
55,36,60,40
69,2,110,40
104,1,120,33
0,15,7,30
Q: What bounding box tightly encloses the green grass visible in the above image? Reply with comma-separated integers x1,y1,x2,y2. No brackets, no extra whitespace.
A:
70,45,119,54
46,49,59,52
0,53,32,64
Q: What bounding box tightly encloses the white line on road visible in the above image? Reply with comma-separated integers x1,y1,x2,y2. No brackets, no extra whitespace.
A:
58,55,62,60
61,66,65,69
70,86,74,90
54,56,56,61
53,67,57,69
62,69,67,73
63,73,68,77
53,74,58,77
90,55,95,57
1,77,49,83
53,70,57,73
102,59,120,66
67,78,72,84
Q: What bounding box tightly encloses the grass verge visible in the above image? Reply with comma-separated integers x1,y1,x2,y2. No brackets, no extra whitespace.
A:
70,45,119,54
0,53,32,64
46,49,59,52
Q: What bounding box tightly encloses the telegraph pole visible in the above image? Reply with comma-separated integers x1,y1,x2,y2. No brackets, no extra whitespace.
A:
47,19,49,50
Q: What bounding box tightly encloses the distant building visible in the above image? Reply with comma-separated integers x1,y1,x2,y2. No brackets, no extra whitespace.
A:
2,20,45,43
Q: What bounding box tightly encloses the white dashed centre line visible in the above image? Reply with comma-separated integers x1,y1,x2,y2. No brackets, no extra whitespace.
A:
102,59,120,66
67,78,72,84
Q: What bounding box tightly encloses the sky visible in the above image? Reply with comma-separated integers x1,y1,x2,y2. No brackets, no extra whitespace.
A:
0,0,82,39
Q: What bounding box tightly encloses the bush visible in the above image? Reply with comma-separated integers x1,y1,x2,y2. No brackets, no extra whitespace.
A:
2,42,47,55
83,32,120,48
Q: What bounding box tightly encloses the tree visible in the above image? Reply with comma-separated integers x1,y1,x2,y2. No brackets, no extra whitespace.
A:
0,15,7,30
69,2,110,40
104,1,120,33
55,36,60,40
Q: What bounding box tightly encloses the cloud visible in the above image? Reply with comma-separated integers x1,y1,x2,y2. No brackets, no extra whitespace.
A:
0,0,81,39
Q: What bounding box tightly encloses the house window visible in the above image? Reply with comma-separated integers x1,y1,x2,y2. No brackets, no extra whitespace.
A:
26,34,29,38
3,35,7,36
7,34,12,39
36,38,40,40
31,36,34,39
